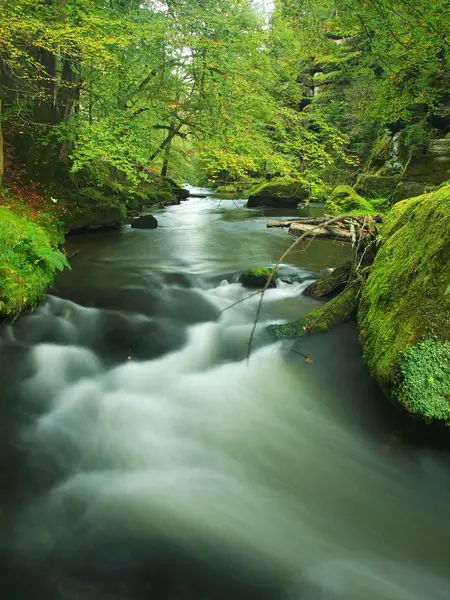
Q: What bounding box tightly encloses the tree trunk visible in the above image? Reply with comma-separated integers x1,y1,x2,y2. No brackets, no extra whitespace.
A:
160,136,172,177
0,98,4,186
150,124,182,162
288,222,354,242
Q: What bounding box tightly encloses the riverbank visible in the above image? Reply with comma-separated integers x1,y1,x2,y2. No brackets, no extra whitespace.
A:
0,186,69,317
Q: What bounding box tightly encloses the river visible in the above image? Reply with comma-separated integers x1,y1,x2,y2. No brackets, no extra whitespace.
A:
1,191,450,600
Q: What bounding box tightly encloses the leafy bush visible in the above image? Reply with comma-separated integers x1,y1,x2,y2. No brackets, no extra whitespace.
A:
0,207,70,315
393,340,450,424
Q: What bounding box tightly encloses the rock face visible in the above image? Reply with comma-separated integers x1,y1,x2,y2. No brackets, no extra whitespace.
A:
62,194,125,233
130,214,158,229
358,187,450,424
354,174,399,200
240,268,277,288
247,177,310,208
165,178,190,200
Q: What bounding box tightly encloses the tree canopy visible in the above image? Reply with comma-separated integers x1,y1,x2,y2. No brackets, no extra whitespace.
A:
0,0,449,188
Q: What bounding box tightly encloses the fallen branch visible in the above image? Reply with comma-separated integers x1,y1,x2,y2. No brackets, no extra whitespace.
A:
246,213,377,362
288,222,356,242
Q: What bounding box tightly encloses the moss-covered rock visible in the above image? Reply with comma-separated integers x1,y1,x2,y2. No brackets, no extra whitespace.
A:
325,185,373,214
269,285,358,339
358,188,450,424
354,173,399,199
240,268,277,288
247,177,310,208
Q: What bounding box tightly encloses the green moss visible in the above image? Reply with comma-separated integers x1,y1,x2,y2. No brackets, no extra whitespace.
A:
247,177,310,207
358,188,450,415
240,267,277,288
325,185,373,214
269,285,358,339
0,206,69,316
354,173,399,199
393,340,450,424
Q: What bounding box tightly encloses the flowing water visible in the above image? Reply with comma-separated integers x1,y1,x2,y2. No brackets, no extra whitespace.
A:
1,192,450,600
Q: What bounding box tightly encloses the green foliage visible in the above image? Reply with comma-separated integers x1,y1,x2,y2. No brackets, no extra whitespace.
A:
0,206,70,315
393,340,450,424
358,187,450,396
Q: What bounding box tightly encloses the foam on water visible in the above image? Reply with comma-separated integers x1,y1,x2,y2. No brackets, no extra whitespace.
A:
4,275,450,600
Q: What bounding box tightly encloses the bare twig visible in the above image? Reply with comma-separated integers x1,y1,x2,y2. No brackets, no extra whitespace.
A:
246,214,366,362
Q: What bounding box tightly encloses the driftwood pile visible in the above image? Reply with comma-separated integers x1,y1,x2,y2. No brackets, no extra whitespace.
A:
267,215,382,244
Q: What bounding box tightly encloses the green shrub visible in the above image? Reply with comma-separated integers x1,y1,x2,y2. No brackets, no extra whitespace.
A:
0,208,70,315
393,340,450,424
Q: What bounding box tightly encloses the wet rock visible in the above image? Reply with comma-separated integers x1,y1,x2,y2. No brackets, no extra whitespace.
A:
131,215,158,229
240,268,277,289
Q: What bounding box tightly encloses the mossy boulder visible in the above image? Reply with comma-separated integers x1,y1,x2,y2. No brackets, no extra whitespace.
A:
325,185,373,214
216,184,240,194
247,177,310,208
354,174,399,199
358,188,450,424
240,268,277,289
269,285,358,339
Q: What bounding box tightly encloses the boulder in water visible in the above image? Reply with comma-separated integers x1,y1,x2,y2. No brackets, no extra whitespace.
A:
131,214,158,229
247,177,310,208
240,268,277,289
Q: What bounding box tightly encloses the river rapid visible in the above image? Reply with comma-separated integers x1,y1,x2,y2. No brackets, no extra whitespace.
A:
1,192,450,600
